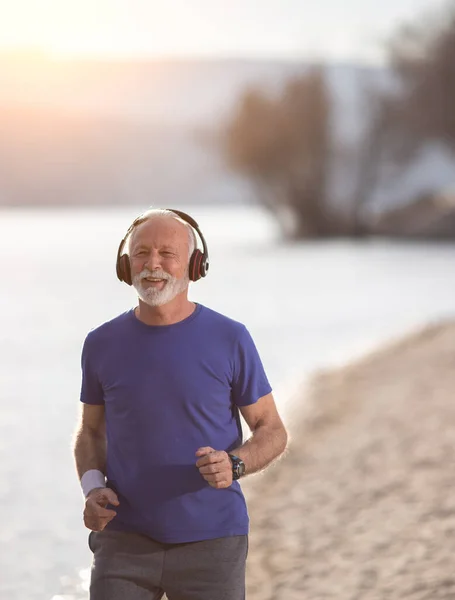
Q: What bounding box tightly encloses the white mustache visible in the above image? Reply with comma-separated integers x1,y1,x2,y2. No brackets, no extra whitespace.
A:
139,269,172,281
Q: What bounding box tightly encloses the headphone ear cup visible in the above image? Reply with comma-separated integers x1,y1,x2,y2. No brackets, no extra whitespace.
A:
118,254,133,286
189,249,204,282
199,255,208,278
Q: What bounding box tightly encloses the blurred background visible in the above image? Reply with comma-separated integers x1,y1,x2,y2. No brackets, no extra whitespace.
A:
1,1,455,599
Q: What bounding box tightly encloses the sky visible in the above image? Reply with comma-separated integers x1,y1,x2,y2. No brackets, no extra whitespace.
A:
0,0,447,63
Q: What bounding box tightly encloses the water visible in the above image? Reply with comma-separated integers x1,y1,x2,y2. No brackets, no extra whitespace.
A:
1,204,454,599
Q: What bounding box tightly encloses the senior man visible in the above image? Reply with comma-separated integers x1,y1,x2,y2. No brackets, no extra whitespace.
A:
73,208,288,600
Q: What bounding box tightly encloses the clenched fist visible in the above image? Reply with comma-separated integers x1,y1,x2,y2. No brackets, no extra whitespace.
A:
196,446,233,489
84,487,120,531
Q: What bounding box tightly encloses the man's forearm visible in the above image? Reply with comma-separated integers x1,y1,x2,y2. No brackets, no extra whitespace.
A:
73,428,107,480
232,424,288,476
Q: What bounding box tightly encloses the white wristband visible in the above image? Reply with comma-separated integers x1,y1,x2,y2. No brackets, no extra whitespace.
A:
81,469,106,498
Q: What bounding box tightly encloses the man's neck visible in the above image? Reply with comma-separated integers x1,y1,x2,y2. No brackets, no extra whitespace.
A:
135,296,196,326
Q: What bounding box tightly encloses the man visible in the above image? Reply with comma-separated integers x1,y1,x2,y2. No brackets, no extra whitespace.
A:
73,208,288,600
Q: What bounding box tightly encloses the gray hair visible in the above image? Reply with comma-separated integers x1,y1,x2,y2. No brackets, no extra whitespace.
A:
127,208,197,260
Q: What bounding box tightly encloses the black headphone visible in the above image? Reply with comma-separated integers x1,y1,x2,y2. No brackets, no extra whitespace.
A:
116,208,209,286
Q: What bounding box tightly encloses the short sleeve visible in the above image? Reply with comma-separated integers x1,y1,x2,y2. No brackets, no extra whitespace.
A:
231,326,272,407
80,333,104,405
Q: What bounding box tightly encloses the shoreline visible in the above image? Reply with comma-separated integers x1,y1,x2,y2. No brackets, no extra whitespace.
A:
243,319,455,599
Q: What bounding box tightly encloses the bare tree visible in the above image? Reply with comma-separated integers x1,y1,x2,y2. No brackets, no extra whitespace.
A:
383,2,455,160
222,68,344,239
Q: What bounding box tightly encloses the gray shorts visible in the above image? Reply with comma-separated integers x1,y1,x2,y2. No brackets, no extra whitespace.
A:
88,529,248,600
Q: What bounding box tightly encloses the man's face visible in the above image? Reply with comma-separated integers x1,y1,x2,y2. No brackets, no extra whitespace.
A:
129,217,190,307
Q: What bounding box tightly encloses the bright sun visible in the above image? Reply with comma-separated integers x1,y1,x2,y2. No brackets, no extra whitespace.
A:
0,0,159,58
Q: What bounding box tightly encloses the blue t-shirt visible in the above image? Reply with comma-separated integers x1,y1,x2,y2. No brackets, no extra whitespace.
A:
80,303,272,543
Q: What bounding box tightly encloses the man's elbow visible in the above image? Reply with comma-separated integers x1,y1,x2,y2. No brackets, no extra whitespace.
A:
274,423,289,458
281,425,289,454
72,423,105,451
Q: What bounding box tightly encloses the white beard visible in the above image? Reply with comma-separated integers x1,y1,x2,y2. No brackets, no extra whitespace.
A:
132,269,189,307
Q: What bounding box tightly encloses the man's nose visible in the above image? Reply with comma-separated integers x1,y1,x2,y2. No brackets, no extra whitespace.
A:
144,251,161,272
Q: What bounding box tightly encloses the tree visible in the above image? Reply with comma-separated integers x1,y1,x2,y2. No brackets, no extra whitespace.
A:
222,68,343,239
383,3,455,160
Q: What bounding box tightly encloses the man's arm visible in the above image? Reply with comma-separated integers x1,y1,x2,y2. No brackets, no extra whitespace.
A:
73,403,107,478
234,392,288,474
196,393,288,488
73,403,119,530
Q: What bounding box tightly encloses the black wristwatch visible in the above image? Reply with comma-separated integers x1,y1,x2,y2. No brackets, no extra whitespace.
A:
228,454,246,480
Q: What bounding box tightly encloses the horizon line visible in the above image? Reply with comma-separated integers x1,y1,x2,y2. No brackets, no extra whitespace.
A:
0,47,385,67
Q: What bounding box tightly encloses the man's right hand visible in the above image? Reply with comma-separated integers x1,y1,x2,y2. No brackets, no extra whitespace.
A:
83,487,120,531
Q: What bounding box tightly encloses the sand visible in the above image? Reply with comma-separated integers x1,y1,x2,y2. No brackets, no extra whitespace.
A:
242,320,455,599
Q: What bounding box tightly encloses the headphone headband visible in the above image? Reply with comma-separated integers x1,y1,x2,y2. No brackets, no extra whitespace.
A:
167,209,209,260
116,208,209,285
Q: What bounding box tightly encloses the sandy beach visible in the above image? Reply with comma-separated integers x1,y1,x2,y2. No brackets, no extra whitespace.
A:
242,320,455,599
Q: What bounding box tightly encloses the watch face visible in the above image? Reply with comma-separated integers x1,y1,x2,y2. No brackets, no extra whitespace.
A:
230,455,245,480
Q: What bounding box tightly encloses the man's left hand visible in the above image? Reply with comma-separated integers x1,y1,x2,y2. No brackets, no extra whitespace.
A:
195,447,233,489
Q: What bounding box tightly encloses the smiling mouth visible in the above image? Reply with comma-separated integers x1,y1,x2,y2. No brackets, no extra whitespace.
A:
142,277,167,287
